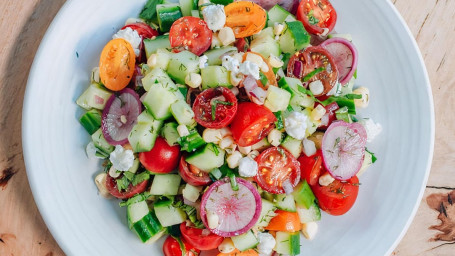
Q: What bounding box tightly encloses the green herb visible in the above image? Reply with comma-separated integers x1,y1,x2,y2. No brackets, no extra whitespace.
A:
116,175,130,192
274,111,284,130
123,171,135,181
286,105,294,112
228,171,239,191
335,106,352,122
132,171,151,186
119,192,151,207
307,10,320,25
303,67,325,82
178,63,187,71
259,72,268,86
173,201,205,229
365,148,378,163
211,100,233,121
139,0,163,22
353,69,358,79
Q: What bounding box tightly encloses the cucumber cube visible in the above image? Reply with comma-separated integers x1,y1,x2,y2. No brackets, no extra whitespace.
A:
274,231,300,255
76,83,112,110
182,184,202,203
161,122,180,146
275,194,297,212
231,230,259,252
204,46,237,65
264,86,291,112
144,35,171,59
281,135,303,158
297,203,321,223
167,50,200,85
128,111,163,153
291,180,316,209
142,67,175,92
154,200,187,227
185,144,225,172
201,66,232,89
91,128,114,154
142,82,184,120
253,199,277,228
150,174,182,195
170,100,196,126
279,21,310,54
267,5,292,27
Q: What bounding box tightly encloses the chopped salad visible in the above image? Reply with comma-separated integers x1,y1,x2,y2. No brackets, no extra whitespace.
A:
76,0,382,255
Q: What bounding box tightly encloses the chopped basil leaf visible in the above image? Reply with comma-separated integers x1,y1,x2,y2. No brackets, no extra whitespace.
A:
307,10,320,25
139,0,163,22
365,148,378,163
259,72,268,86
303,67,325,82
123,171,135,181
116,175,130,192
132,171,151,186
274,111,284,130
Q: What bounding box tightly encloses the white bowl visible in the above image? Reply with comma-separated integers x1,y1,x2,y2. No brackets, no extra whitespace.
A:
23,0,434,255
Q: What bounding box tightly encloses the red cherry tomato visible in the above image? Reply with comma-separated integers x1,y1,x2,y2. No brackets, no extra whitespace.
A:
230,102,276,147
287,46,338,97
311,173,359,215
193,87,238,129
122,23,159,39
255,147,301,194
298,150,323,186
178,156,212,186
105,175,148,199
296,0,337,35
139,137,181,173
169,17,212,56
317,102,339,130
180,223,223,250
163,236,200,256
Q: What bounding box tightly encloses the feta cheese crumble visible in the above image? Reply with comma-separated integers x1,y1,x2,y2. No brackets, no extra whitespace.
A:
202,5,226,32
199,55,208,69
257,232,276,256
358,118,382,142
239,61,260,80
222,55,240,73
285,111,308,140
238,157,258,177
109,145,134,171
113,27,142,56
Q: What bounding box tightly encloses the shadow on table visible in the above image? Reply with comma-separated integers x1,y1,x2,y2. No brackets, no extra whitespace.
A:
0,0,66,255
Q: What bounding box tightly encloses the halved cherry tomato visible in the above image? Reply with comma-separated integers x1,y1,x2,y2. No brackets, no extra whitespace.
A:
105,175,148,199
298,150,323,186
311,173,359,216
179,156,212,186
139,137,181,173
163,236,200,256
121,23,159,39
217,249,258,256
193,87,238,129
265,210,301,232
225,1,267,38
317,102,339,130
169,17,212,56
230,102,276,147
296,0,337,35
287,46,338,97
180,223,223,250
99,38,136,91
242,52,277,88
255,147,301,194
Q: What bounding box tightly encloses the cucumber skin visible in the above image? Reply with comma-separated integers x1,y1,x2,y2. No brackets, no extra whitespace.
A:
185,143,225,171
157,5,183,33
275,231,301,255
144,35,171,59
132,211,165,243
292,180,316,209
79,109,101,135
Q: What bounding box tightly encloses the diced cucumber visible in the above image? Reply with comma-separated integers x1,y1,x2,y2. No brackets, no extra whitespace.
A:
328,33,353,42
204,46,238,65
127,158,141,174
279,21,310,54
185,143,225,172
191,9,201,18
250,33,280,59
264,86,291,112
201,66,232,89
154,199,187,227
142,82,185,120
144,35,171,59
182,184,201,202
142,67,176,91
275,194,297,212
267,5,292,27
281,135,302,158
251,137,271,151
210,0,233,5
291,180,316,209
278,77,314,108
253,199,277,228
297,202,321,223
132,211,165,243
161,122,180,146
155,48,172,70
127,200,150,226
231,230,258,251
357,150,374,177
274,231,300,255
167,51,200,84
128,111,163,152
79,109,101,135
91,128,114,154
170,100,196,126
252,27,275,40
179,0,196,16
156,4,183,32
76,83,112,110
284,14,296,22
178,129,206,152
150,174,182,195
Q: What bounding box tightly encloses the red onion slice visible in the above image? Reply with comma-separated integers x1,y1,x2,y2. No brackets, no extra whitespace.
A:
200,178,262,237
320,38,358,85
101,88,142,145
321,121,367,180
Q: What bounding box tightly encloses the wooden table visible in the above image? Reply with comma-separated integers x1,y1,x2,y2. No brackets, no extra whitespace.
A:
0,0,453,255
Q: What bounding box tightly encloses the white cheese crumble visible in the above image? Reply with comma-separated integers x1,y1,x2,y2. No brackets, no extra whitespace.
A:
202,5,226,32
239,61,260,80
199,55,208,69
112,27,142,56
222,55,240,73
257,232,276,256
238,157,258,177
285,111,308,140
358,118,382,143
109,145,134,171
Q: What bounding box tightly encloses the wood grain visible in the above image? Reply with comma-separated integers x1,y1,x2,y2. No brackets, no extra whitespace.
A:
0,0,453,255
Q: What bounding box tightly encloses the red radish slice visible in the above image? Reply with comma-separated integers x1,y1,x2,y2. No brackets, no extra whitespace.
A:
320,38,358,85
322,121,367,180
200,178,262,237
101,88,142,145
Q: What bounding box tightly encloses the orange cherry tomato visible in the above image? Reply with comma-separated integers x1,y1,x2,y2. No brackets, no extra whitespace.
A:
217,249,258,256
265,210,302,232
99,38,136,91
224,1,267,38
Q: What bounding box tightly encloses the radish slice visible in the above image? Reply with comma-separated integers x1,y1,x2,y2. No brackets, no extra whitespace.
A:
101,88,142,145
321,121,367,180
320,38,358,85
200,178,262,237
